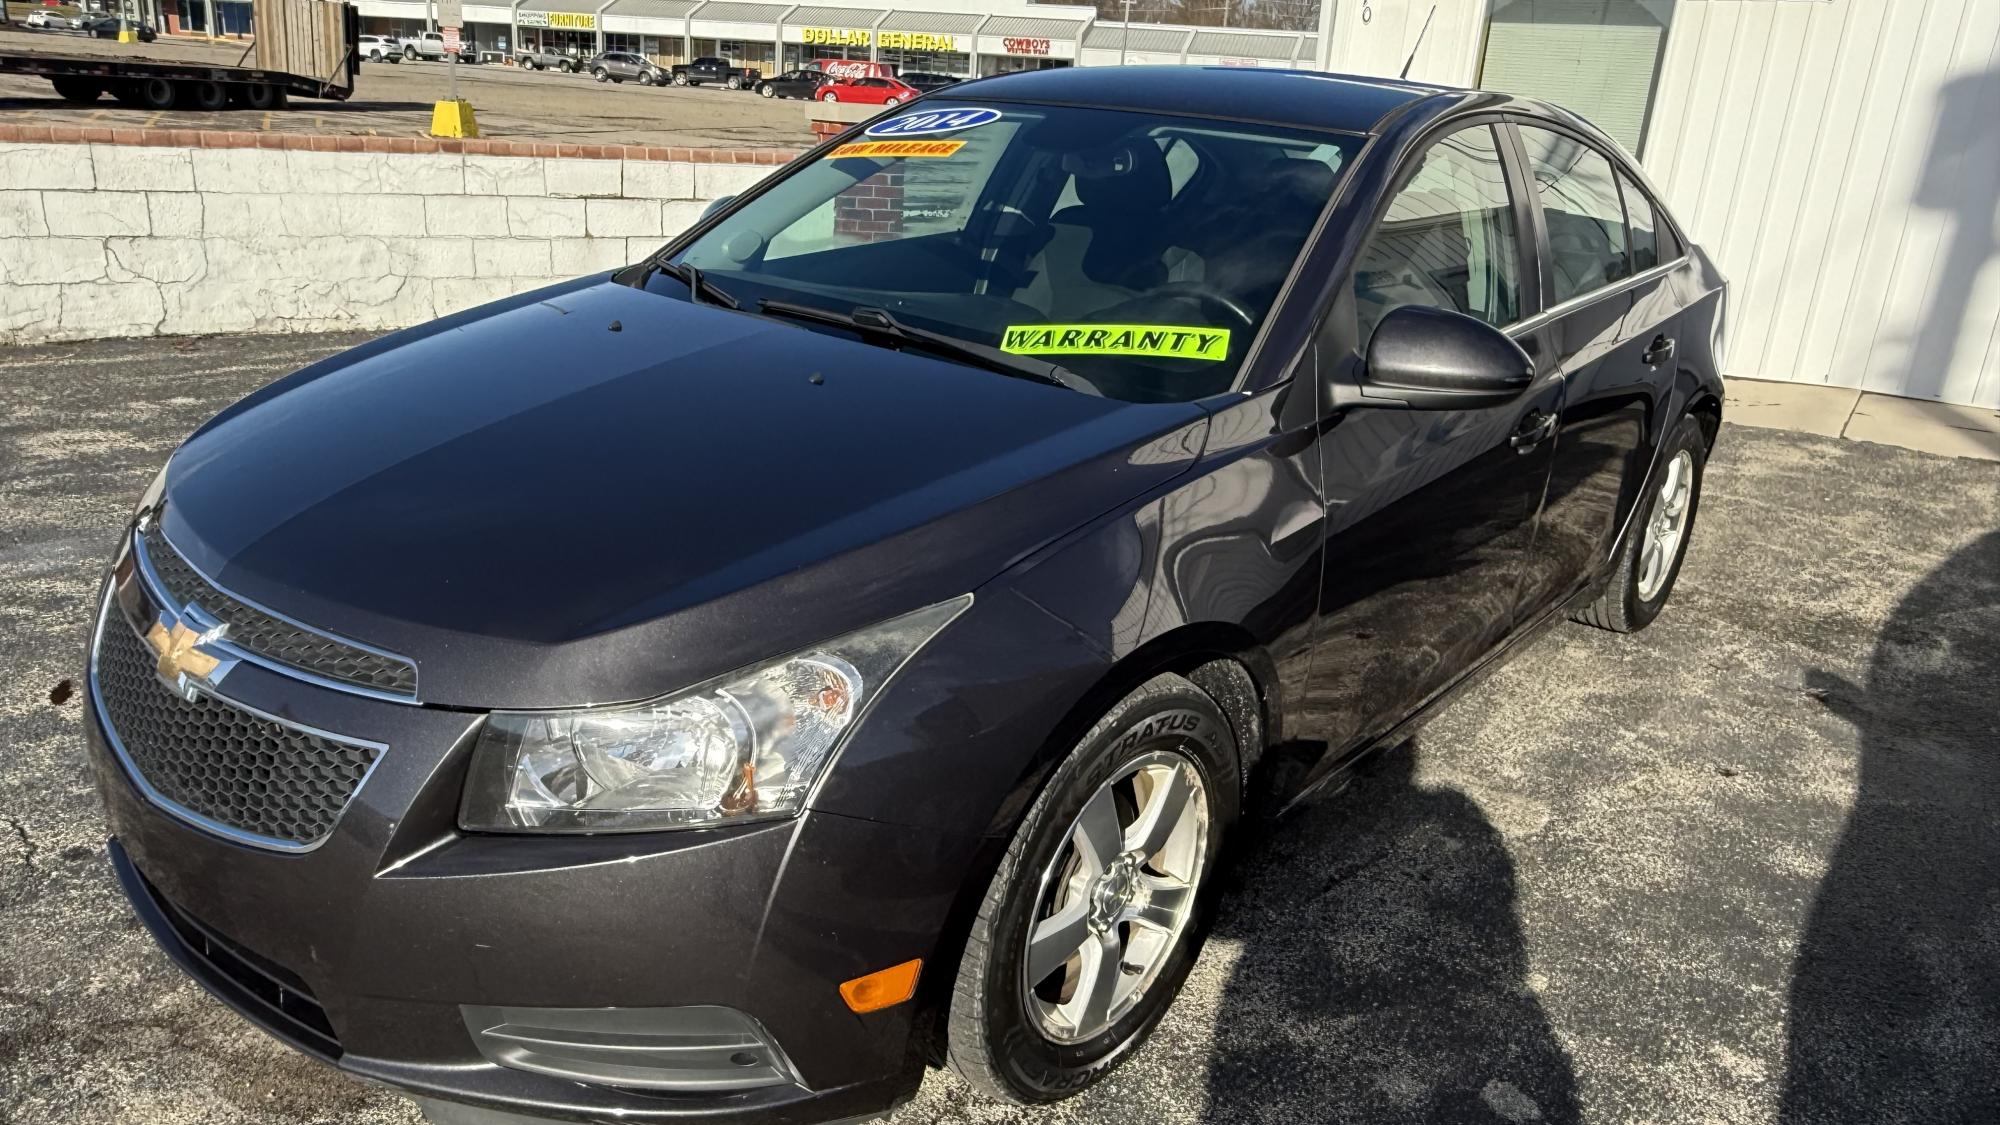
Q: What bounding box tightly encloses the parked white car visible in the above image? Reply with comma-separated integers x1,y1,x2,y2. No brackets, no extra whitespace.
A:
358,35,402,62
25,9,86,29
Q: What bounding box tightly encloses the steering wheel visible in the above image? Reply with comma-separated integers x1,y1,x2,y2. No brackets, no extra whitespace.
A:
1099,282,1257,334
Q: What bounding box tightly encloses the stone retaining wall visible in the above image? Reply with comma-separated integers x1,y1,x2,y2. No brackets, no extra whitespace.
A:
0,138,785,344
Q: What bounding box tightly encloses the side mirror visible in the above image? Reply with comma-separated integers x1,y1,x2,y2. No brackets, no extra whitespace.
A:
700,195,736,220
1359,305,1533,410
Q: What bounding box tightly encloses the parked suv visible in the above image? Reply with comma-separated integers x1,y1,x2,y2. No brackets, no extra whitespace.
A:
587,50,666,84
87,69,1723,1125
358,34,401,62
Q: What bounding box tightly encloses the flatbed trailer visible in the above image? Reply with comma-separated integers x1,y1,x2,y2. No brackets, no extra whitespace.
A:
0,5,359,110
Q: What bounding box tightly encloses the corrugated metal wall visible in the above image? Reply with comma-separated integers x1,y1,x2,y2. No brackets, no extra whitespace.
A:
1643,0,2000,407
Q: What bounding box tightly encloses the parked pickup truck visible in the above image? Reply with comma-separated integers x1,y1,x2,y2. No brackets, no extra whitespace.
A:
514,46,580,71
668,56,760,89
398,31,476,61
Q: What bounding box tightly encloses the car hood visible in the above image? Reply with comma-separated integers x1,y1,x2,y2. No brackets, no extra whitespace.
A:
160,278,1206,709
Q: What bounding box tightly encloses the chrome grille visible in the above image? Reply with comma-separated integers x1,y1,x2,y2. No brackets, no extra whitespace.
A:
94,614,381,848
138,524,417,698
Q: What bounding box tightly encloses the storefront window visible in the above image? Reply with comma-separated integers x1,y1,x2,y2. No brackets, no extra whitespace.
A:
979,56,1070,76
785,42,870,70
876,47,969,77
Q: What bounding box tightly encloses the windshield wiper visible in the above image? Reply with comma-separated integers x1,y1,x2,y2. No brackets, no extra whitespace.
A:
756,300,1098,395
631,257,739,309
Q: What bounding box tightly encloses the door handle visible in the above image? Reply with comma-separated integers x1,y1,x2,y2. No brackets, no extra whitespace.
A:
1642,334,1677,366
1511,410,1558,452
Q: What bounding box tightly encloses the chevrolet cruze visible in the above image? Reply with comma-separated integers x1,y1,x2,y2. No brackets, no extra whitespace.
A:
86,67,1725,1123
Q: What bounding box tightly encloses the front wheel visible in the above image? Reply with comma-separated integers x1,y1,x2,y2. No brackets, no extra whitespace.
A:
818,89,837,102
884,95,903,106
725,75,742,90
403,45,418,60
1571,411,1709,633
672,72,689,85
593,67,609,82
946,673,1239,1104
757,82,773,97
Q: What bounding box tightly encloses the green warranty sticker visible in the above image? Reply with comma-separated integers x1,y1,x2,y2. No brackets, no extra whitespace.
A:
1000,324,1232,362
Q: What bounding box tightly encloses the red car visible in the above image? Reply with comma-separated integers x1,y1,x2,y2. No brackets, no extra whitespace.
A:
817,76,918,106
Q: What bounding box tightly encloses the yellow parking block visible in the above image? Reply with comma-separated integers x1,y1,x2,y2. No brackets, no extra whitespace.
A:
430,99,479,139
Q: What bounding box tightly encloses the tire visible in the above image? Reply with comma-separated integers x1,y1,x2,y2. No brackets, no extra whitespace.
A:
725,75,742,90
188,80,228,110
233,82,282,110
135,76,178,109
593,68,609,82
884,95,902,106
946,673,1240,1105
757,82,773,97
50,76,103,102
1571,411,1708,634
672,72,689,86
403,45,418,60
819,89,837,102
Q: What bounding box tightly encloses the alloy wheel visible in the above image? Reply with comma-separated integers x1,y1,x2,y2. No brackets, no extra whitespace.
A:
1021,749,1209,1045
1637,449,1695,601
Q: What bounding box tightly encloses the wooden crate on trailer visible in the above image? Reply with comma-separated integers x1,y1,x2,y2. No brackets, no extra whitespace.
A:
252,0,352,85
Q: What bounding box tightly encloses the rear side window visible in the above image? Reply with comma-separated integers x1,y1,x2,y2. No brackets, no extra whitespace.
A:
1517,125,1629,302
1620,171,1662,271
1353,123,1522,341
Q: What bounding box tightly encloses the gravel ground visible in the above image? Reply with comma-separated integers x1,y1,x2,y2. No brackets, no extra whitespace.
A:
0,26,813,149
2,332,1997,1125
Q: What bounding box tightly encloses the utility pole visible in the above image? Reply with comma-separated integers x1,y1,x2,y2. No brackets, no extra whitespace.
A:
1119,0,1135,65
1313,0,1336,71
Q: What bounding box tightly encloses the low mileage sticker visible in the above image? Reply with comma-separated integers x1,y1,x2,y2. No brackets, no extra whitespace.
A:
829,140,967,159
1001,324,1233,362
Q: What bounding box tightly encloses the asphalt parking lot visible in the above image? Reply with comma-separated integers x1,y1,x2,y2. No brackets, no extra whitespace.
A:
2,332,1997,1124
0,26,811,148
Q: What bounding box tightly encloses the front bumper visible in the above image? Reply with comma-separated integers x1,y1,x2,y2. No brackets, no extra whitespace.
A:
84,628,962,1124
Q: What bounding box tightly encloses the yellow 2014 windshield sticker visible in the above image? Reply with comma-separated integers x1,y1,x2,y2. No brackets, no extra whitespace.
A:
829,139,966,159
1001,324,1232,362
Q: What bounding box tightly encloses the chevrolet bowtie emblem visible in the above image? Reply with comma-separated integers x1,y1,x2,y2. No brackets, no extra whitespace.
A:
146,618,229,701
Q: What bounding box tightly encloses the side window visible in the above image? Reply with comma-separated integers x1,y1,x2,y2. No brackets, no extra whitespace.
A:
1352,123,1521,341
1619,171,1660,271
1517,125,1629,302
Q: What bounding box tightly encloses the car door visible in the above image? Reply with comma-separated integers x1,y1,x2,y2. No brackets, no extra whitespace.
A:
1504,122,1682,619
1300,119,1561,776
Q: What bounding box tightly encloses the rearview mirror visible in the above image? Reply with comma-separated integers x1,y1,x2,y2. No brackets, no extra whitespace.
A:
1359,305,1533,410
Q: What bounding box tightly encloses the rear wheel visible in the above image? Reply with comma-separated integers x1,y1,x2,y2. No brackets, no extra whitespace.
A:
1571,412,1708,633
403,45,418,60
725,75,742,90
50,76,104,102
819,89,837,102
946,674,1239,1104
673,72,689,86
757,82,774,97
232,82,283,110
593,67,609,82
884,94,903,106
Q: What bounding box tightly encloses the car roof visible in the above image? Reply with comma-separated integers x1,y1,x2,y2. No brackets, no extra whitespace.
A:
940,66,1459,136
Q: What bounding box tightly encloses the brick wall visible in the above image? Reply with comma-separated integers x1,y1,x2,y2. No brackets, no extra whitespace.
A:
0,137,786,345
833,168,906,243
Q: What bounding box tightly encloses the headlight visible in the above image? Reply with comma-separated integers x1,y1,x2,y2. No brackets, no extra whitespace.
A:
133,458,170,523
459,596,970,833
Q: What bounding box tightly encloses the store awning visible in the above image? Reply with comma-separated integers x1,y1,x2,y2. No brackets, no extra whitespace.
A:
787,5,883,25
519,0,601,13
690,1,791,21
978,14,1089,41
879,9,983,34
604,0,699,18
1187,30,1301,60
1081,24,1191,53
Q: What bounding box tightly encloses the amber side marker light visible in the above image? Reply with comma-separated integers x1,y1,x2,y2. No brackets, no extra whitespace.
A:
840,959,922,1013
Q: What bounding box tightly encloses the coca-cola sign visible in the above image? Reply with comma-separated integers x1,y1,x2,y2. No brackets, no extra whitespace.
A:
1001,37,1051,55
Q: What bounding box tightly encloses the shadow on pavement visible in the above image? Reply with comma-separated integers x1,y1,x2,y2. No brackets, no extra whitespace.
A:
1206,742,1579,1124
1782,530,2000,1122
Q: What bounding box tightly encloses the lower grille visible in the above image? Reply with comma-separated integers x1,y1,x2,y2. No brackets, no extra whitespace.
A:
111,842,341,1060
94,613,382,848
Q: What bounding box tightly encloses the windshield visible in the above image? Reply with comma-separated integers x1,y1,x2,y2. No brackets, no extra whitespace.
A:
663,101,1362,403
